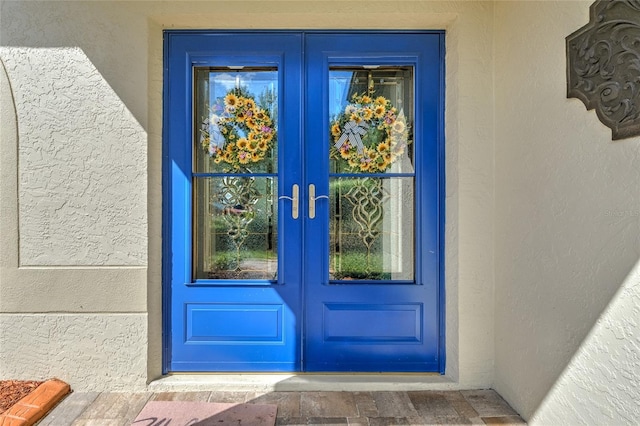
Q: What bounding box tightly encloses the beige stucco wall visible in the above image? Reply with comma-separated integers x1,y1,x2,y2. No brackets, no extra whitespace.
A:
494,1,640,423
0,0,496,393
6,0,639,422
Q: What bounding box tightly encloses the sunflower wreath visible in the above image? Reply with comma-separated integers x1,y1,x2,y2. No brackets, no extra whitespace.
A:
330,93,410,173
200,89,276,171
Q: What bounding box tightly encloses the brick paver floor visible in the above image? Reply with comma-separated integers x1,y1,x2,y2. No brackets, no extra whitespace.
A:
41,389,526,425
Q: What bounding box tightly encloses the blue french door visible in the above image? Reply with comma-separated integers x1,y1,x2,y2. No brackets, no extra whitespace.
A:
164,31,444,373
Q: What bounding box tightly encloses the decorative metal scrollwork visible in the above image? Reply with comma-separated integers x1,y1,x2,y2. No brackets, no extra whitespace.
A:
217,174,261,270
343,178,389,275
567,0,640,139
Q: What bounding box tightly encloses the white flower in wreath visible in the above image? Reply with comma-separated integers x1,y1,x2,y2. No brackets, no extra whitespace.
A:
207,114,226,151
200,115,224,155
345,104,357,115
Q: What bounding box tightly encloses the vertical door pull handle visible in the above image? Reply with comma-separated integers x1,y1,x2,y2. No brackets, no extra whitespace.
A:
309,184,329,219
278,184,299,219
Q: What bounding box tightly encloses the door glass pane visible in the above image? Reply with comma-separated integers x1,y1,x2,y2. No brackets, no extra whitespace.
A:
193,177,278,280
329,67,414,174
193,66,279,281
194,68,278,174
328,66,415,282
329,177,414,281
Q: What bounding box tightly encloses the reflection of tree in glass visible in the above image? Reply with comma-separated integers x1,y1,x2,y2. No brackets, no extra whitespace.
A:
258,87,278,125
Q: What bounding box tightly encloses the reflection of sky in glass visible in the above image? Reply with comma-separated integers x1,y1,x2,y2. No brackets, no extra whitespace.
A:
329,71,353,118
208,71,277,112
207,70,355,119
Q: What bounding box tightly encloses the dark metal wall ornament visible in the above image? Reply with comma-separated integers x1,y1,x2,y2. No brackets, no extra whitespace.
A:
567,0,640,140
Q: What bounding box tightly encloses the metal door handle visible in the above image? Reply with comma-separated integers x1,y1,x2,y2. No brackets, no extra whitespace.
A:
308,184,329,219
278,184,299,219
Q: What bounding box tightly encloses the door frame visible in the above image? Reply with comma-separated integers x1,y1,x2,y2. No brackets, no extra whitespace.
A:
162,30,446,375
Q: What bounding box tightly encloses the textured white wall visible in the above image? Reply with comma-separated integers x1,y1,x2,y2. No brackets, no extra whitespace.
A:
0,314,148,391
2,47,147,266
494,1,640,423
530,261,640,425
0,0,496,391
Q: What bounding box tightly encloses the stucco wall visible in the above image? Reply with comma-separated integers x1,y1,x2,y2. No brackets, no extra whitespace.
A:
0,1,495,391
0,1,149,391
494,1,640,423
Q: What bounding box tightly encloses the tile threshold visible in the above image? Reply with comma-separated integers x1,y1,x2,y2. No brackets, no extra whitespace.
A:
149,374,461,393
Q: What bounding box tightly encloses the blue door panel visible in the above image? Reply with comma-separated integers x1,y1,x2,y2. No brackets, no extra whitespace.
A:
165,32,303,372
171,288,301,371
303,33,443,372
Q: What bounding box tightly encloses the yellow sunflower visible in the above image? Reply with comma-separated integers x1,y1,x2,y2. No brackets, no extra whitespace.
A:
377,141,390,153
224,93,239,109
377,160,390,171
201,136,210,150
348,158,360,168
350,113,363,123
373,105,386,118
331,123,341,138
238,151,251,164
236,138,249,150
375,96,387,105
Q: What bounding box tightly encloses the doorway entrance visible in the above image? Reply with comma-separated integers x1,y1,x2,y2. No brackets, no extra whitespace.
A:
164,31,444,373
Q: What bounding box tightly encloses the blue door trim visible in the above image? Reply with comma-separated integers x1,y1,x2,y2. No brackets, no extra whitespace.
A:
162,30,445,375
437,34,446,374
